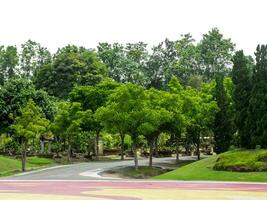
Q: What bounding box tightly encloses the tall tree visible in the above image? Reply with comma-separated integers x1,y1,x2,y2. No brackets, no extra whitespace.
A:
0,46,19,84
35,45,107,99
11,99,50,171
232,50,252,148
198,28,235,81
213,74,233,153
246,45,267,148
20,40,51,78
97,42,148,85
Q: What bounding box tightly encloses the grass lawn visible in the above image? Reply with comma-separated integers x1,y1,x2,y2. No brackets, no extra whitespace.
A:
153,152,267,182
0,156,55,177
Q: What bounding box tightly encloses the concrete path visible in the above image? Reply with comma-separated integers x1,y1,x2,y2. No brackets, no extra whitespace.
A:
2,157,192,180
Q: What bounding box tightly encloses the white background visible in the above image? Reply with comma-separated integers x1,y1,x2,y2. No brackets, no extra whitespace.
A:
0,0,266,55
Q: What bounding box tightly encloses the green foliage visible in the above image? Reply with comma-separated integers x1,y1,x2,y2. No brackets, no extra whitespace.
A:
20,40,52,78
0,45,19,84
154,153,267,182
35,45,107,99
11,99,50,141
198,28,235,80
232,50,252,148
214,149,267,171
214,75,233,153
0,78,54,133
246,45,267,148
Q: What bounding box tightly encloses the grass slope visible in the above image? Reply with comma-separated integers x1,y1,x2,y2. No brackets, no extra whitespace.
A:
0,156,54,177
154,154,267,182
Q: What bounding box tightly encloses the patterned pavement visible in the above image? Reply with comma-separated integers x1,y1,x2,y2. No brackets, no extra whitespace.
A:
0,180,267,200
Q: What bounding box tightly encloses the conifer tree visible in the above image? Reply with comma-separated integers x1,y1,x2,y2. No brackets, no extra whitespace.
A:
214,74,232,153
232,50,252,148
246,45,267,148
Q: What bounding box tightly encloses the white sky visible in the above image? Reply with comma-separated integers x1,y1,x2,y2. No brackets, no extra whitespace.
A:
0,0,266,55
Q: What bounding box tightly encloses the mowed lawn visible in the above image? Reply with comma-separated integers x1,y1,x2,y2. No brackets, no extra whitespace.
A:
0,156,54,176
153,155,267,182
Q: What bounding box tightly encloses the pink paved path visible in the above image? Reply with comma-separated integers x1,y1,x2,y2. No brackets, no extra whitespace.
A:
0,180,267,200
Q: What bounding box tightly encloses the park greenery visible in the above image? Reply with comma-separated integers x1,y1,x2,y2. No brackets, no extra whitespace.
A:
0,28,266,172
154,150,267,182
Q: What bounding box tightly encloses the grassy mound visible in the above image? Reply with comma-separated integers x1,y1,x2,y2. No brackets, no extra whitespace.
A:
214,149,267,172
154,150,267,182
0,156,55,177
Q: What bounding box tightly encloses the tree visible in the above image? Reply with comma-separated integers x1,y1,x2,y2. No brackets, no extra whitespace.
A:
145,39,178,89
96,83,146,169
52,102,92,162
213,74,233,153
232,50,252,148
0,78,55,135
20,40,51,78
35,45,107,99
0,46,19,84
70,79,120,159
141,89,173,166
183,86,217,159
97,42,148,85
246,45,267,148
198,28,235,81
11,99,50,171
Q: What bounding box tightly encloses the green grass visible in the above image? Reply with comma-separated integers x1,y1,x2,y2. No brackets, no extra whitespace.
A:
154,153,267,182
27,156,54,165
214,149,267,171
0,156,55,177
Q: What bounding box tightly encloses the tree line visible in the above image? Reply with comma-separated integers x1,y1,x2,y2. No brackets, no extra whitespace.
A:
0,28,266,171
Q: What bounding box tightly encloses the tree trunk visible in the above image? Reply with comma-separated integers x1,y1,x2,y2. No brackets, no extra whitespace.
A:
154,135,159,158
133,142,138,170
95,132,100,161
21,140,27,172
48,141,51,154
40,140,45,154
149,138,154,167
197,141,200,160
120,133,125,160
176,139,179,162
67,144,71,163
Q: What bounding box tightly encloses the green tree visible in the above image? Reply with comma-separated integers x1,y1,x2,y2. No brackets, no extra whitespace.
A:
246,45,267,148
35,45,107,99
97,42,148,85
52,102,92,162
70,79,120,159
213,74,233,153
0,46,19,84
20,40,51,78
198,28,235,81
232,50,252,148
96,83,146,169
11,99,50,171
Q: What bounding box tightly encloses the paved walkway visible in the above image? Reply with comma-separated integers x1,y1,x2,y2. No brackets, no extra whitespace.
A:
0,180,267,200
3,157,189,180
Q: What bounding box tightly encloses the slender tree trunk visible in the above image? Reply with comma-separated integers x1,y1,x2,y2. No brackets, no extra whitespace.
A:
120,133,125,160
95,132,100,161
149,138,154,167
197,140,200,160
176,138,179,162
154,135,159,158
133,142,138,170
21,140,26,172
40,140,44,154
67,144,71,163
